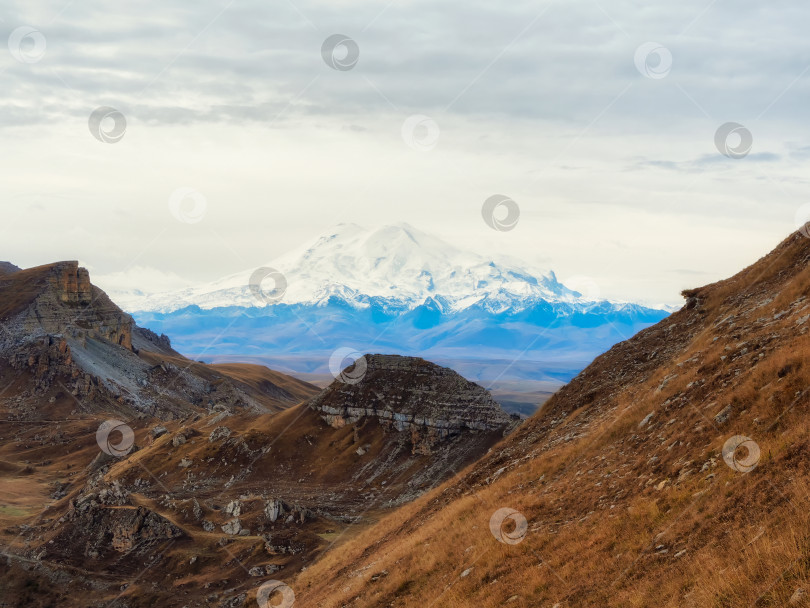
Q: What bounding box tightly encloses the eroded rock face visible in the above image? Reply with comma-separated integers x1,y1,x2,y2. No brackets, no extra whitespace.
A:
1,262,135,398
36,262,133,348
0,262,276,417
51,263,92,306
307,354,514,453
51,497,183,559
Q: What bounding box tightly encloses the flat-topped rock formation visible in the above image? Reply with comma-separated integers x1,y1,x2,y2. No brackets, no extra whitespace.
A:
307,354,515,453
0,261,317,417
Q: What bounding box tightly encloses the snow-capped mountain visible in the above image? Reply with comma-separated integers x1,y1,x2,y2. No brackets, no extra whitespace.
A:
123,223,672,404
119,223,588,314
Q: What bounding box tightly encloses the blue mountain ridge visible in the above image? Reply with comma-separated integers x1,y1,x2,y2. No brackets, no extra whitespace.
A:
132,295,670,384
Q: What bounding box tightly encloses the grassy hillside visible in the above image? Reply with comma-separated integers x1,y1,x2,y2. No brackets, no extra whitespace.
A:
293,231,810,607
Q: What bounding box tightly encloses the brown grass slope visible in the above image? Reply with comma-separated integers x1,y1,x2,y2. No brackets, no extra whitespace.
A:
209,361,319,406
0,360,506,607
295,231,810,608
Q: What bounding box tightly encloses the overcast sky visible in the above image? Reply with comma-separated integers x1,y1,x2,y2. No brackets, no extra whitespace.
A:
1,0,809,306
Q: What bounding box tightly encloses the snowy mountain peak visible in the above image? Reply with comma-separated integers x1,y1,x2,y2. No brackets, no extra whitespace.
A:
114,224,584,314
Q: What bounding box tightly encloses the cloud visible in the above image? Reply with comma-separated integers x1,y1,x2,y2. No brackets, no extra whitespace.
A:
1,0,809,127
638,151,783,172
1,0,808,308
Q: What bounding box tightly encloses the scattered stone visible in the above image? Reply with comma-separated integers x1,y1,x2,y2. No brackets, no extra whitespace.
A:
264,499,284,522
370,570,389,582
790,588,807,605
172,426,195,447
209,427,231,442
221,518,241,535
714,405,732,425
192,499,203,520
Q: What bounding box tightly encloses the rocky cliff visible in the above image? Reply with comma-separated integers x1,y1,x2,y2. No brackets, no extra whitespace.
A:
307,354,515,454
0,261,317,417
1,261,133,347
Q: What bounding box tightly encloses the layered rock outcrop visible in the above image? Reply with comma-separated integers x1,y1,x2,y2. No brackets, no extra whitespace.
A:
307,354,515,453
51,263,92,306
3,261,133,351
0,261,309,416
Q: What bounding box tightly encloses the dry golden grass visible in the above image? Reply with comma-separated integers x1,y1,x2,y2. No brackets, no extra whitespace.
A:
294,232,810,607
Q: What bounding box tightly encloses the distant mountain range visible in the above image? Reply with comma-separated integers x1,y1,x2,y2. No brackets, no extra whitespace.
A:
114,223,672,405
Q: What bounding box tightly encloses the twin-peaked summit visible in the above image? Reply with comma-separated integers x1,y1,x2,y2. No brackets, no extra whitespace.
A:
113,223,580,314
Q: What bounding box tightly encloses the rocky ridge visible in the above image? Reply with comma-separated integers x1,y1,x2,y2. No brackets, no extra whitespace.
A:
0,263,518,607
306,354,516,454
0,261,313,417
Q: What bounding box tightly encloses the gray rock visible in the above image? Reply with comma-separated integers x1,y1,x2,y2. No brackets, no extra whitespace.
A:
221,518,241,535
714,405,732,424
305,354,514,454
209,426,231,442
264,499,284,522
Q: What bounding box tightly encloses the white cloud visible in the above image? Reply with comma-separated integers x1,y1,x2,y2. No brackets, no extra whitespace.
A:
1,0,808,306
87,265,196,308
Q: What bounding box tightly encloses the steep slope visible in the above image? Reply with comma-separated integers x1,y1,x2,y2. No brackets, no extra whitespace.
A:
294,230,810,608
0,261,21,275
0,261,316,417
